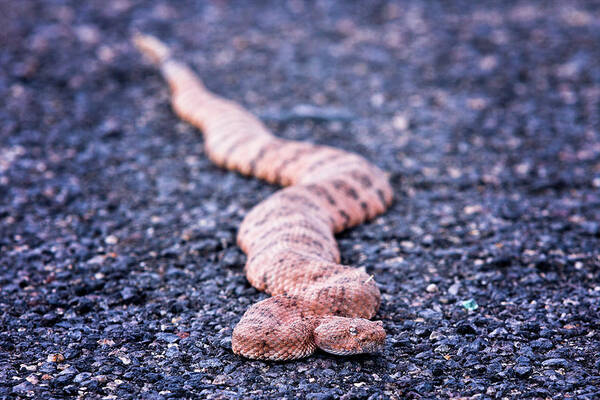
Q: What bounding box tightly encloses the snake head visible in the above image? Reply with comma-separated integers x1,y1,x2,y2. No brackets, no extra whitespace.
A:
314,317,385,356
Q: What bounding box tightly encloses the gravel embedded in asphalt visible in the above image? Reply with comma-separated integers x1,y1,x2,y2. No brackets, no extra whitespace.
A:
1,1,600,399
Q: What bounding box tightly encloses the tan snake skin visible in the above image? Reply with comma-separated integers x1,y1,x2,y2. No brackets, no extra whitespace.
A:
134,34,393,360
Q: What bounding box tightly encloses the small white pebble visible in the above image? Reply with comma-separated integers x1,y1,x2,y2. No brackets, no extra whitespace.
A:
515,162,531,175
429,331,444,341
464,205,483,215
401,241,415,250
392,113,409,131
105,235,118,245
426,283,438,293
370,93,385,108
118,355,131,365
479,55,498,71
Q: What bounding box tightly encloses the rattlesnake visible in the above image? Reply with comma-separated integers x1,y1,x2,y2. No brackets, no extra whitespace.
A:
133,34,393,360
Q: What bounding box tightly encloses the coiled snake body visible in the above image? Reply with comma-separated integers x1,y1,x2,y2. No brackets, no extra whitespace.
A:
134,35,393,360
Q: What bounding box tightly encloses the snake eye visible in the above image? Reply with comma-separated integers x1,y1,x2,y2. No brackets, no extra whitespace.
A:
349,326,358,336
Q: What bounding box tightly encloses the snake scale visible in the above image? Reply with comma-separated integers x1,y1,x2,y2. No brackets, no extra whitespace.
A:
134,34,393,360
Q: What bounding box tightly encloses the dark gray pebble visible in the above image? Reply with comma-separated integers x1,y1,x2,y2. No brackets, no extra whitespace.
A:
513,365,532,378
542,358,569,369
456,322,477,335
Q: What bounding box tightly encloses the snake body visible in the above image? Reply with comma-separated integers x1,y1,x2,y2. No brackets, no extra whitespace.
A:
134,34,393,360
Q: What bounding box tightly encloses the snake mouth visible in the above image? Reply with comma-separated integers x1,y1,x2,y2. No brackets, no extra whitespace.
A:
321,347,355,356
321,342,384,356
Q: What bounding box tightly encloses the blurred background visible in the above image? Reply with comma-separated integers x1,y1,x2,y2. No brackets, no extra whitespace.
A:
1,1,599,399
